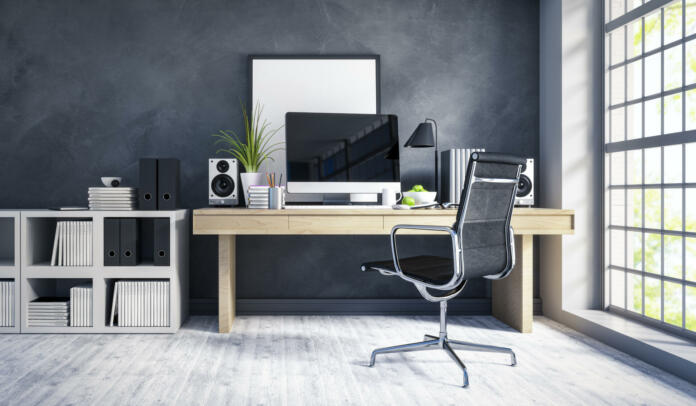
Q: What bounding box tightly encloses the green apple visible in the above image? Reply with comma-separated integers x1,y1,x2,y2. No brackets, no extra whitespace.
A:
402,196,416,206
410,184,426,192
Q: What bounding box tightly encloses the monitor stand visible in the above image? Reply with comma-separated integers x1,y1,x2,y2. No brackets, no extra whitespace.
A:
322,193,378,205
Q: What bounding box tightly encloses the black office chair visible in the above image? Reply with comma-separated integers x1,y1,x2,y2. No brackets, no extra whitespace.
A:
361,152,525,387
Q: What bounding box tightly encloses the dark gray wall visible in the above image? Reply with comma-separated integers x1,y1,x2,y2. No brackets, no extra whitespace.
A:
0,0,539,308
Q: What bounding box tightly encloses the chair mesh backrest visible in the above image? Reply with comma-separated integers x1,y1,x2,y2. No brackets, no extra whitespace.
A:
454,153,523,280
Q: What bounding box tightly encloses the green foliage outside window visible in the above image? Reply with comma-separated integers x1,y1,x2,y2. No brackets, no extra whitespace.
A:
622,2,696,331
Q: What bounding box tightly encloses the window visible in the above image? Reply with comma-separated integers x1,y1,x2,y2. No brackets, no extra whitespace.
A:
605,0,696,337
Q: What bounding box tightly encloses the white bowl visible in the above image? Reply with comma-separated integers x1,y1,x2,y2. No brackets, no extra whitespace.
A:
101,177,123,187
402,191,437,204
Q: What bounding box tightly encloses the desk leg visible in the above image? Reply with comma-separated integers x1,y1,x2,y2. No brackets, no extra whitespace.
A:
218,235,236,333
492,234,533,333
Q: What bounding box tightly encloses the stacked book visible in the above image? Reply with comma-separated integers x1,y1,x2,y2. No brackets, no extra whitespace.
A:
110,280,170,327
88,187,137,210
440,148,486,204
28,297,69,327
0,280,15,327
70,283,93,327
247,185,269,209
50,220,93,266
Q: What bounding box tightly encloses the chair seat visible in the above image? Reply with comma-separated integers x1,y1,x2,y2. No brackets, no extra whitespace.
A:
362,255,455,285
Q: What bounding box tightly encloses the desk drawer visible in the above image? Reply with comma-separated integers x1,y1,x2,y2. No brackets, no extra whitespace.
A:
511,215,574,235
288,216,384,234
194,215,289,234
383,216,455,234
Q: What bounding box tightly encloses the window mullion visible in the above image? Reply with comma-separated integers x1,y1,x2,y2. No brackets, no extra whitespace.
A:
642,13,647,317
682,0,687,330
660,5,665,325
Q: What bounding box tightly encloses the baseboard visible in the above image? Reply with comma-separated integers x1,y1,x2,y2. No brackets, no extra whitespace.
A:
190,298,543,316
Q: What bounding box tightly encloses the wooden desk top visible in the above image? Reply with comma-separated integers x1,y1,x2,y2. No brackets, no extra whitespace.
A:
193,207,574,236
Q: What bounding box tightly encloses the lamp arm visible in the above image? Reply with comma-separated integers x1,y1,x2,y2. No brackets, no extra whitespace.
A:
425,118,439,201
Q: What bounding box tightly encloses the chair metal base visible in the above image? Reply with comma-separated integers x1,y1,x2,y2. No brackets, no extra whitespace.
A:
368,333,516,388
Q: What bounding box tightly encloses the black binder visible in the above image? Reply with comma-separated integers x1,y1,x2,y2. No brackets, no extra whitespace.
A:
440,151,452,204
104,218,120,266
119,218,140,266
153,218,170,266
157,158,179,210
139,158,158,210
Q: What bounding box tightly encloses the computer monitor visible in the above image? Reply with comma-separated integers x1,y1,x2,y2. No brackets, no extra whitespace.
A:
285,112,400,202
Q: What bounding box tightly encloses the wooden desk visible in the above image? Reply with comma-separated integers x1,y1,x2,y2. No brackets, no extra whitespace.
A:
193,207,574,333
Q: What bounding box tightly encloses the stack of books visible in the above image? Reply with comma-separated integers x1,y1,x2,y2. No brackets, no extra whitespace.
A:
0,280,15,327
88,187,137,210
70,283,93,327
110,280,170,327
28,297,70,327
440,148,486,204
50,220,93,266
247,185,269,209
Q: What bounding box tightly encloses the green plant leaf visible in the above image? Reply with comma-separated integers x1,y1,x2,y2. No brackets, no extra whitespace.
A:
212,99,285,173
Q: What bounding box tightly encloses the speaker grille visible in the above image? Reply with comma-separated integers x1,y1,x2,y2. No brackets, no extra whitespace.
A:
211,174,235,197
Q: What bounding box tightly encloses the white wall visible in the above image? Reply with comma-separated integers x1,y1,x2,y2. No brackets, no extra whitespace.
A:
539,0,603,317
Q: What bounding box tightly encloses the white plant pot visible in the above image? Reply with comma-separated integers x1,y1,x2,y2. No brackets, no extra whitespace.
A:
240,172,267,206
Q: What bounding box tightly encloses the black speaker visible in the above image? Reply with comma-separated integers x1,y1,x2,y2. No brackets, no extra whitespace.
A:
515,158,535,206
157,158,180,210
209,158,239,206
139,158,158,210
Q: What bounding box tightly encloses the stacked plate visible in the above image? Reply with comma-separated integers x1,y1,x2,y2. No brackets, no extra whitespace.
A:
88,187,137,210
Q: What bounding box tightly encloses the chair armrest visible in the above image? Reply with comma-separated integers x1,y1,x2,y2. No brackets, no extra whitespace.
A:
389,224,463,291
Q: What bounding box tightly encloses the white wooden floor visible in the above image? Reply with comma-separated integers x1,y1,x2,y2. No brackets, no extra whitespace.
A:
0,315,695,405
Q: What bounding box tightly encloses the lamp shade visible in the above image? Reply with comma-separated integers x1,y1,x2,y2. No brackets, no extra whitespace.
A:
404,122,435,148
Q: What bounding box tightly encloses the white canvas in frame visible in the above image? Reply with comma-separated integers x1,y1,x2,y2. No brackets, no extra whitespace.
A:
250,56,379,179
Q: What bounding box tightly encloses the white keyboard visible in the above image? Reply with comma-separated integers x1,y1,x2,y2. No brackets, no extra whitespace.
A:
284,205,391,209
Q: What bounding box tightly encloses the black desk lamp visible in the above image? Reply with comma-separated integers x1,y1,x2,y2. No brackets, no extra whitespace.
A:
405,118,439,200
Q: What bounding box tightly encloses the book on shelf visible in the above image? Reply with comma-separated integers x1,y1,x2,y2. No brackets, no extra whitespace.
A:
28,297,70,327
440,148,485,204
28,322,68,328
0,280,15,327
111,280,170,327
50,220,93,266
70,283,93,327
88,186,137,210
28,314,69,320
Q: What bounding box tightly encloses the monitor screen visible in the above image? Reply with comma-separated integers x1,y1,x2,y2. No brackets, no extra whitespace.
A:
285,113,399,183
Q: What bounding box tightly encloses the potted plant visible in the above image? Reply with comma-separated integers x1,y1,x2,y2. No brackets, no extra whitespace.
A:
212,101,284,205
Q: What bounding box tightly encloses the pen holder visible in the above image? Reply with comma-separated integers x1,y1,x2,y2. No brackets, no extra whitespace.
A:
269,187,284,210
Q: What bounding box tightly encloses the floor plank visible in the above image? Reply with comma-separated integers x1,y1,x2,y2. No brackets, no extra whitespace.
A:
1,315,695,405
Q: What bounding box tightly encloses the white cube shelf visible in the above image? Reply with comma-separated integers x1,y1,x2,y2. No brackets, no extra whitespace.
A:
18,210,189,334
0,211,20,333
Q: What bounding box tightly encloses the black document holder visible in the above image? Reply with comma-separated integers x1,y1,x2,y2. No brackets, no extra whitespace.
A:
153,218,170,266
119,218,139,266
139,158,158,210
104,218,120,266
157,158,179,210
